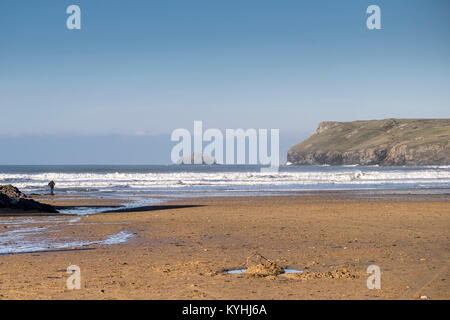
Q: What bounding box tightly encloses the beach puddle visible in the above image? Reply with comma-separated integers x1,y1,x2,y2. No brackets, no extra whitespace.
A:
283,269,304,274
226,268,303,275
0,229,134,255
226,269,247,274
58,197,163,216
0,214,134,255
58,206,121,216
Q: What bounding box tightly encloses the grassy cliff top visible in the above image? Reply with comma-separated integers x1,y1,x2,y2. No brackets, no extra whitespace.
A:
289,118,450,153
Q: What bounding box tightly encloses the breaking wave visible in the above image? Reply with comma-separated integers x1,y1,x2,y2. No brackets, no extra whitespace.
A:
0,166,449,193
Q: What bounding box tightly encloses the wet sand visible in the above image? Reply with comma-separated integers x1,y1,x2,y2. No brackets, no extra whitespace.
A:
0,193,449,299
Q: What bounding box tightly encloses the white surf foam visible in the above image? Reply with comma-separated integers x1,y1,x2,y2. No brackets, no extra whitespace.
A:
1,168,449,192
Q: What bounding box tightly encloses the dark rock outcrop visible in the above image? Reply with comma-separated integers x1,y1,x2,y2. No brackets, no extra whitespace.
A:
0,185,58,213
0,185,28,198
287,119,450,166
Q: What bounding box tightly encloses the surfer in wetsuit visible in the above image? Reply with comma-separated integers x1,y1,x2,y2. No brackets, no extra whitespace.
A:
48,180,55,195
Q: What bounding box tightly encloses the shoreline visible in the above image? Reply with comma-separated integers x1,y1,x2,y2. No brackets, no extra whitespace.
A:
0,192,448,299
1,186,449,217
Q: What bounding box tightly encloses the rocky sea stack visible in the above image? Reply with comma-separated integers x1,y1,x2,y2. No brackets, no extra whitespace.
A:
176,153,217,165
0,185,58,213
287,119,450,166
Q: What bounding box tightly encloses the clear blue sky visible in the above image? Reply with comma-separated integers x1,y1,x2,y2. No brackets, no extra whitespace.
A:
0,0,449,163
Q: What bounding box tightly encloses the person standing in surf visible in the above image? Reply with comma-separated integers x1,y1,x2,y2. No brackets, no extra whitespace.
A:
48,180,55,195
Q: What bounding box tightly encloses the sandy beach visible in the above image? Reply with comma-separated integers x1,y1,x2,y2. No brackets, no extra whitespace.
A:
0,192,448,300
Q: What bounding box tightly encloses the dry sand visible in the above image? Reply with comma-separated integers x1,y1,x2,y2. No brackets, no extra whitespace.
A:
0,193,449,300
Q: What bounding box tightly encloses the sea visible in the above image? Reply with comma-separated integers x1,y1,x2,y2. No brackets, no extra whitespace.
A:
1,164,449,198
1,164,449,254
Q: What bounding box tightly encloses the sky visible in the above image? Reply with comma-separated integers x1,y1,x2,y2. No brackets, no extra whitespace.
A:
0,0,449,164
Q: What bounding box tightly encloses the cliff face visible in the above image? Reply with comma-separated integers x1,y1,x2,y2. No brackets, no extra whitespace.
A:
287,119,450,166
